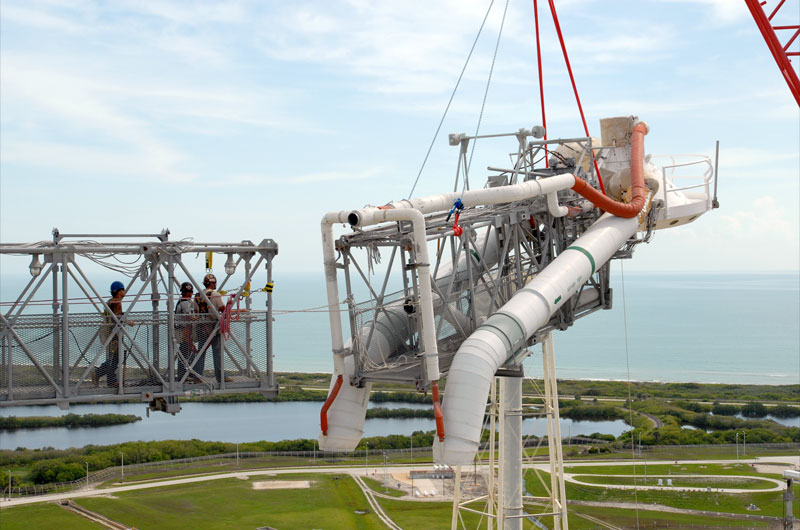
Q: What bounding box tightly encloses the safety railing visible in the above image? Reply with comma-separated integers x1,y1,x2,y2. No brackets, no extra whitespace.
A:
650,154,714,213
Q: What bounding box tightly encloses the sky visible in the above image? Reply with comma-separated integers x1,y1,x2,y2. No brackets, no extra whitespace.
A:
1,0,798,276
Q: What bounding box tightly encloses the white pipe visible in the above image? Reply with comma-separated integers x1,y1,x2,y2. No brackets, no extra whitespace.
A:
347,172,576,225
501,377,523,530
352,208,439,380
319,174,579,452
434,213,639,465
318,209,438,451
547,192,568,218
321,212,350,375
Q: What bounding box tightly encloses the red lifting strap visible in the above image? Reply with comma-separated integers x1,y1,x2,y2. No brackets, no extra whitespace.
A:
432,381,445,442
320,374,344,436
452,212,463,237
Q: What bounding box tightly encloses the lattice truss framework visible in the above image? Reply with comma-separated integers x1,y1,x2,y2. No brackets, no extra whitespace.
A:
335,133,647,389
0,231,279,407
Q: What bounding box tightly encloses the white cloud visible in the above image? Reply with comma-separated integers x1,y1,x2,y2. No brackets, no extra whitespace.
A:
719,195,795,239
217,167,388,187
0,4,85,33
1,56,190,181
1,140,191,182
658,0,750,25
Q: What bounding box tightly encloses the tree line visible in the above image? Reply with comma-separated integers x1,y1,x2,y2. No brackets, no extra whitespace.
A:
0,413,140,430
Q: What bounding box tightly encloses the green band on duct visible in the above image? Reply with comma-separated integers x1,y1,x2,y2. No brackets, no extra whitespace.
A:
566,245,596,275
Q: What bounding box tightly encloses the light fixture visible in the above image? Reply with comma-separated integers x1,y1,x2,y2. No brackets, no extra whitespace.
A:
29,254,43,277
224,253,236,276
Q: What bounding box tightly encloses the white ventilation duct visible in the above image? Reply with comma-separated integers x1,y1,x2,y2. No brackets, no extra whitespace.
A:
318,174,576,451
433,213,639,465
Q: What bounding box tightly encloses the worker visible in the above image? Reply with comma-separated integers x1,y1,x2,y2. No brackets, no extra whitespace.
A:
195,273,228,385
175,282,199,382
94,281,133,387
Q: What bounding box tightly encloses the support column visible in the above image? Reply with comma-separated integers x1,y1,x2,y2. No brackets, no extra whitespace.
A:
501,375,523,530
244,257,252,375
150,259,160,374
52,260,60,382
542,332,568,530
61,255,70,398
487,377,497,529
450,465,461,530
166,257,176,392
266,256,274,388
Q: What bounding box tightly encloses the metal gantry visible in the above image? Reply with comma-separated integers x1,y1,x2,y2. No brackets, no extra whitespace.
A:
334,131,641,391
0,229,278,410
331,129,662,529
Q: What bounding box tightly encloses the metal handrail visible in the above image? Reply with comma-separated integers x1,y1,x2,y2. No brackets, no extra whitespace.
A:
650,155,714,212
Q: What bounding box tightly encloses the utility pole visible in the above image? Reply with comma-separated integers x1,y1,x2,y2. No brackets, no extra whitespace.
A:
236,443,239,467
120,453,124,481
743,431,746,456
6,470,11,500
85,462,89,489
383,452,388,493
365,442,369,475
736,433,739,463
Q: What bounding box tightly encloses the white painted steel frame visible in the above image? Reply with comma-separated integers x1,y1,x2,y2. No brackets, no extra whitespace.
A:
0,233,279,407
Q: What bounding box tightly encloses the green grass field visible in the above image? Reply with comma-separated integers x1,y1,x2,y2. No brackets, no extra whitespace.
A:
525,469,799,518
361,476,406,497
0,503,105,530
78,474,385,530
564,462,783,477
572,474,776,490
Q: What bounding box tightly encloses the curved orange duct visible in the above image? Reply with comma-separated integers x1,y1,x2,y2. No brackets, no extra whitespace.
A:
320,374,344,436
432,381,445,442
572,121,649,219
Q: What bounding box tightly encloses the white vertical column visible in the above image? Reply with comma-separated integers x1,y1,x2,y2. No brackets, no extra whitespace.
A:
487,378,497,528
450,465,461,530
542,333,568,530
501,376,522,530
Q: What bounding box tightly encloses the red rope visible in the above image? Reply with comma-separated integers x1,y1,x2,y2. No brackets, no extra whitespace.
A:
547,0,606,195
533,0,549,168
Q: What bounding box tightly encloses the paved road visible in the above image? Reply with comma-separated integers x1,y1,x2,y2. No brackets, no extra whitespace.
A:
1,456,796,509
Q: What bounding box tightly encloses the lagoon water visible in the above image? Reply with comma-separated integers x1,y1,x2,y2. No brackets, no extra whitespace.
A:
0,402,629,450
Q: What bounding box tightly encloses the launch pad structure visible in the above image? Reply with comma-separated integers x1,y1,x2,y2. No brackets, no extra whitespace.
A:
318,119,717,528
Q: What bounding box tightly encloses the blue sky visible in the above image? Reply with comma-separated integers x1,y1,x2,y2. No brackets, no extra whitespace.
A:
1,0,798,274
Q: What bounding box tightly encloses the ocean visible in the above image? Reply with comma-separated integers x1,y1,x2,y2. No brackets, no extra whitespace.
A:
1,270,798,385
271,270,800,385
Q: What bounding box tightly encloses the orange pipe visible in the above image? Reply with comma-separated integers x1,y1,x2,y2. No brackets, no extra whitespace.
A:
571,122,649,219
320,374,344,436
432,381,445,442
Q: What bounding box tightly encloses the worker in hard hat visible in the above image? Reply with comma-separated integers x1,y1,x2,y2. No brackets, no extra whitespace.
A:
195,273,228,385
94,281,133,387
175,282,200,383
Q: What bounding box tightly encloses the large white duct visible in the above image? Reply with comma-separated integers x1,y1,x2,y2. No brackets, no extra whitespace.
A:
434,213,639,465
319,174,576,451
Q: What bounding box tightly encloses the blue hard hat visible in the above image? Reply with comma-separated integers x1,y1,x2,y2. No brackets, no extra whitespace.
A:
110,281,125,294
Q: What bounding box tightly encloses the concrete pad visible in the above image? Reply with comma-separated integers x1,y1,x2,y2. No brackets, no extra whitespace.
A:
251,480,311,490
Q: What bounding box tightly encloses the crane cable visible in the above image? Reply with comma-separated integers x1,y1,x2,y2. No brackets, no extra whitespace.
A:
407,0,497,200
463,0,511,195
620,261,641,529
